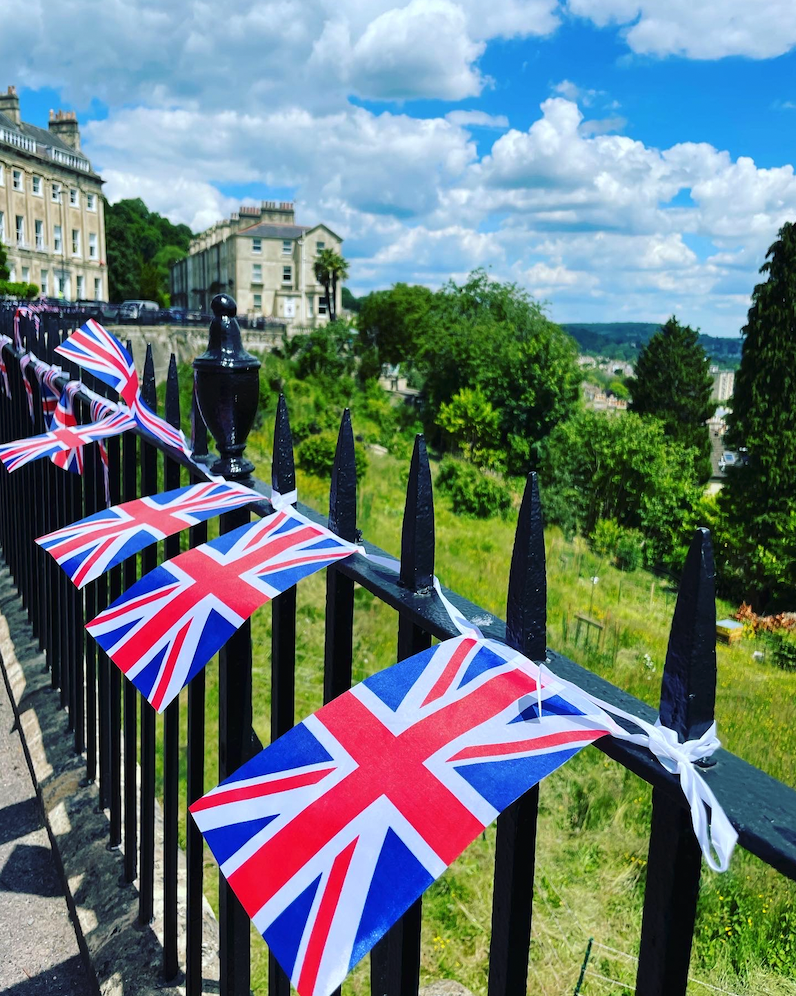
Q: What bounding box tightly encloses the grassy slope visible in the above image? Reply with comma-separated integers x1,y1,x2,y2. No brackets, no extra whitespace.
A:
158,371,796,996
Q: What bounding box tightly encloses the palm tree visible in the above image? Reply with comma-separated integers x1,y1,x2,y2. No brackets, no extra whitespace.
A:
314,249,349,322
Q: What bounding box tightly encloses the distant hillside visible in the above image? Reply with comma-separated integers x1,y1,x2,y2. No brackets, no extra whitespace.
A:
561,322,742,366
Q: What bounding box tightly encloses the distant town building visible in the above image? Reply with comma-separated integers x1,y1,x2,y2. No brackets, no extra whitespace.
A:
711,367,735,402
170,202,342,327
0,85,107,301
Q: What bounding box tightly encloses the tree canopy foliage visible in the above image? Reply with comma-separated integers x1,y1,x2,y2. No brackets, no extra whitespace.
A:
718,222,796,607
358,270,580,474
628,315,714,482
105,198,192,304
540,409,705,570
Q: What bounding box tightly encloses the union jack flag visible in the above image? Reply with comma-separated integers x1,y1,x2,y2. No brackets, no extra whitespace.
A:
87,508,360,713
56,320,193,459
50,381,84,474
32,360,62,423
0,335,12,399
55,319,139,405
0,410,136,473
131,393,192,459
19,354,35,422
190,636,611,996
89,395,119,505
38,481,260,589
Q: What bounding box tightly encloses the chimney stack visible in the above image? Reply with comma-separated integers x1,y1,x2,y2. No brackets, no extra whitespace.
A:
0,85,20,125
48,108,81,151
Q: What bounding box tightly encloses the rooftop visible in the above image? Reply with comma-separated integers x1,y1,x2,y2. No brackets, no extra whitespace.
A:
0,87,97,178
236,221,310,239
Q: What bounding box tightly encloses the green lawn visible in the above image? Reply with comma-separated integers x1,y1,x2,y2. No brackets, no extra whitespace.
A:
156,384,796,996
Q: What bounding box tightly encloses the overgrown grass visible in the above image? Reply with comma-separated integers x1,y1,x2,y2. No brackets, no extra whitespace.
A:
155,364,796,996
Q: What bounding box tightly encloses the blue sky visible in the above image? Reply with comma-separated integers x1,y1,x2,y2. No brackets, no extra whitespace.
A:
5,0,796,336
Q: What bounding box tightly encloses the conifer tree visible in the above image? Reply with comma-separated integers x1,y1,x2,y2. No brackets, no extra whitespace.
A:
719,222,796,606
628,316,714,482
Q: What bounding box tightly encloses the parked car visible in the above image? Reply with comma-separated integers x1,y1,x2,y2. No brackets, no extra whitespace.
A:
100,302,122,322
118,299,160,322
74,299,108,320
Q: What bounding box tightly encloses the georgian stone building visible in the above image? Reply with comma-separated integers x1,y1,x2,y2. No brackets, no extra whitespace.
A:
170,202,342,327
0,86,107,301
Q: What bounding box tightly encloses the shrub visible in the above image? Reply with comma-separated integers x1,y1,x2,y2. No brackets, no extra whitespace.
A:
766,631,796,671
297,431,367,479
615,528,644,572
436,458,512,518
590,518,622,557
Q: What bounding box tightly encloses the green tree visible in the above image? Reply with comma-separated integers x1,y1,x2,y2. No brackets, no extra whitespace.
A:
627,316,714,482
718,222,796,607
314,249,349,322
105,197,192,303
436,387,501,467
0,235,8,282
341,287,361,313
356,283,434,376
540,409,704,569
417,270,580,473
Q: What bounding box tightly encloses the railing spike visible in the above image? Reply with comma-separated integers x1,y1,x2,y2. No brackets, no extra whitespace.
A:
165,353,181,429
506,472,547,660
329,409,356,541
636,527,718,996
399,434,434,592
271,393,295,499
660,527,717,739
141,344,157,409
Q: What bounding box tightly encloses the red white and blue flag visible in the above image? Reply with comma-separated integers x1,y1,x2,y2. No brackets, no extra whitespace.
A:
0,335,13,399
27,359,63,426
89,395,119,506
0,410,136,473
40,365,64,424
56,320,193,459
130,392,192,458
50,381,84,475
190,636,611,996
55,319,139,405
19,354,35,422
86,508,360,712
38,481,260,589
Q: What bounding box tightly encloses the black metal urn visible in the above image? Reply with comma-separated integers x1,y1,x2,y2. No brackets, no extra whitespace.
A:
193,294,260,482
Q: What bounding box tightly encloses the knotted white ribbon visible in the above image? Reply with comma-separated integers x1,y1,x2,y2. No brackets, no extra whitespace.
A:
536,661,737,872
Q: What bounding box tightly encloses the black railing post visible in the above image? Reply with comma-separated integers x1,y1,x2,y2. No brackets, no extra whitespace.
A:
269,392,297,996
194,294,260,996
163,354,183,981
324,409,357,705
107,395,123,847
488,472,546,996
371,433,434,996
636,528,717,996
122,349,138,884
186,382,210,996
139,344,158,926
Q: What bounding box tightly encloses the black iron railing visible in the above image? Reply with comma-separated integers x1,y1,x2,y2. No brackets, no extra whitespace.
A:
0,299,795,996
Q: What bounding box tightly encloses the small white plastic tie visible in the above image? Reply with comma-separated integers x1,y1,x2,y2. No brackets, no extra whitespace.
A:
537,661,737,872
270,488,298,511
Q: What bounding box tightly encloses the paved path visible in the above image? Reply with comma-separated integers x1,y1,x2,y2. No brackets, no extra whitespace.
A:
0,659,92,995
